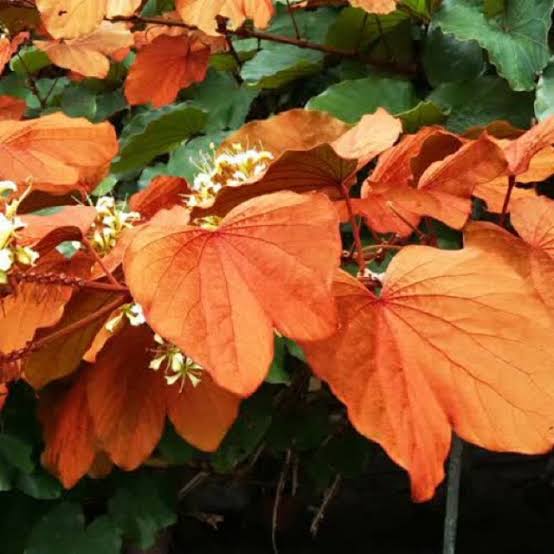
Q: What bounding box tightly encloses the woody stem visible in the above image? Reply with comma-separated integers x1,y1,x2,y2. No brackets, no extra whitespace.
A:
340,183,366,274
500,174,516,227
81,236,122,287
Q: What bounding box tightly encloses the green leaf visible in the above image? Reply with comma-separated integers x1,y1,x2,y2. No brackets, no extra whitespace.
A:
266,337,291,385
434,0,553,91
398,100,447,132
307,76,418,123
16,471,63,500
184,71,257,131
269,4,336,42
429,75,534,132
61,85,97,120
484,0,506,17
327,7,408,51
92,174,118,196
422,25,484,86
166,132,229,181
112,103,207,174
535,58,554,121
0,457,14,491
241,44,324,89
25,503,122,554
158,424,198,464
108,473,177,549
93,90,127,122
10,46,50,75
0,434,35,474
212,391,274,473
0,493,49,554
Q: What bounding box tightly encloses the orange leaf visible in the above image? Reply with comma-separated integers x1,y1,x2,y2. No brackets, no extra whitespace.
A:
125,34,210,107
124,191,340,396
35,22,133,79
166,373,240,451
0,252,92,360
0,384,7,411
129,176,191,219
39,372,97,488
19,205,97,254
355,133,506,234
203,109,401,217
504,116,554,175
0,32,28,74
87,325,166,469
349,0,397,14
24,290,120,389
303,249,554,500
36,0,106,39
0,96,26,121
105,0,141,17
176,0,275,35
0,112,118,191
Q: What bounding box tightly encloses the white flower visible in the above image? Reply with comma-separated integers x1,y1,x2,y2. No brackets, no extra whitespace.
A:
127,303,146,327
0,248,13,272
0,181,17,196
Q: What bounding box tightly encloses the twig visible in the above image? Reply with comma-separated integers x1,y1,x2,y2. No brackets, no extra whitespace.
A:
286,0,302,40
310,474,342,537
16,51,46,109
81,236,122,287
272,449,292,554
341,183,366,274
108,15,415,75
443,435,464,554
179,471,210,499
499,174,516,227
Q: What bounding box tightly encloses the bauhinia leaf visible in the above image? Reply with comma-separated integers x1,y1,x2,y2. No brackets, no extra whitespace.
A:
303,247,554,500
125,34,211,108
86,324,240,468
0,112,118,192
39,372,98,488
176,0,275,35
35,22,133,79
124,191,341,396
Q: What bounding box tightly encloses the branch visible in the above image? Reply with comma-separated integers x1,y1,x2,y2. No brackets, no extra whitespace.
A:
107,14,416,75
13,271,129,293
0,294,129,364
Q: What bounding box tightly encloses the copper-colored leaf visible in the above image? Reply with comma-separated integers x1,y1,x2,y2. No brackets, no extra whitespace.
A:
125,34,210,107
124,191,340,396
87,325,166,469
105,0,141,17
166,373,240,451
303,247,554,500
176,0,275,35
25,290,120,389
0,96,26,121
39,372,97,488
129,176,190,219
19,205,97,254
0,252,92,361
349,0,397,14
35,22,133,79
36,0,106,39
204,109,401,217
0,112,118,191
356,133,506,234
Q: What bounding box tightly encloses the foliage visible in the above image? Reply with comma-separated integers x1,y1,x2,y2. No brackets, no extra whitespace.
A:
1,0,554,551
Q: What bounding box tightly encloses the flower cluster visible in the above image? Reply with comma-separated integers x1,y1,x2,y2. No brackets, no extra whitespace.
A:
0,181,39,284
149,334,203,391
90,196,141,255
105,302,146,333
184,143,274,211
